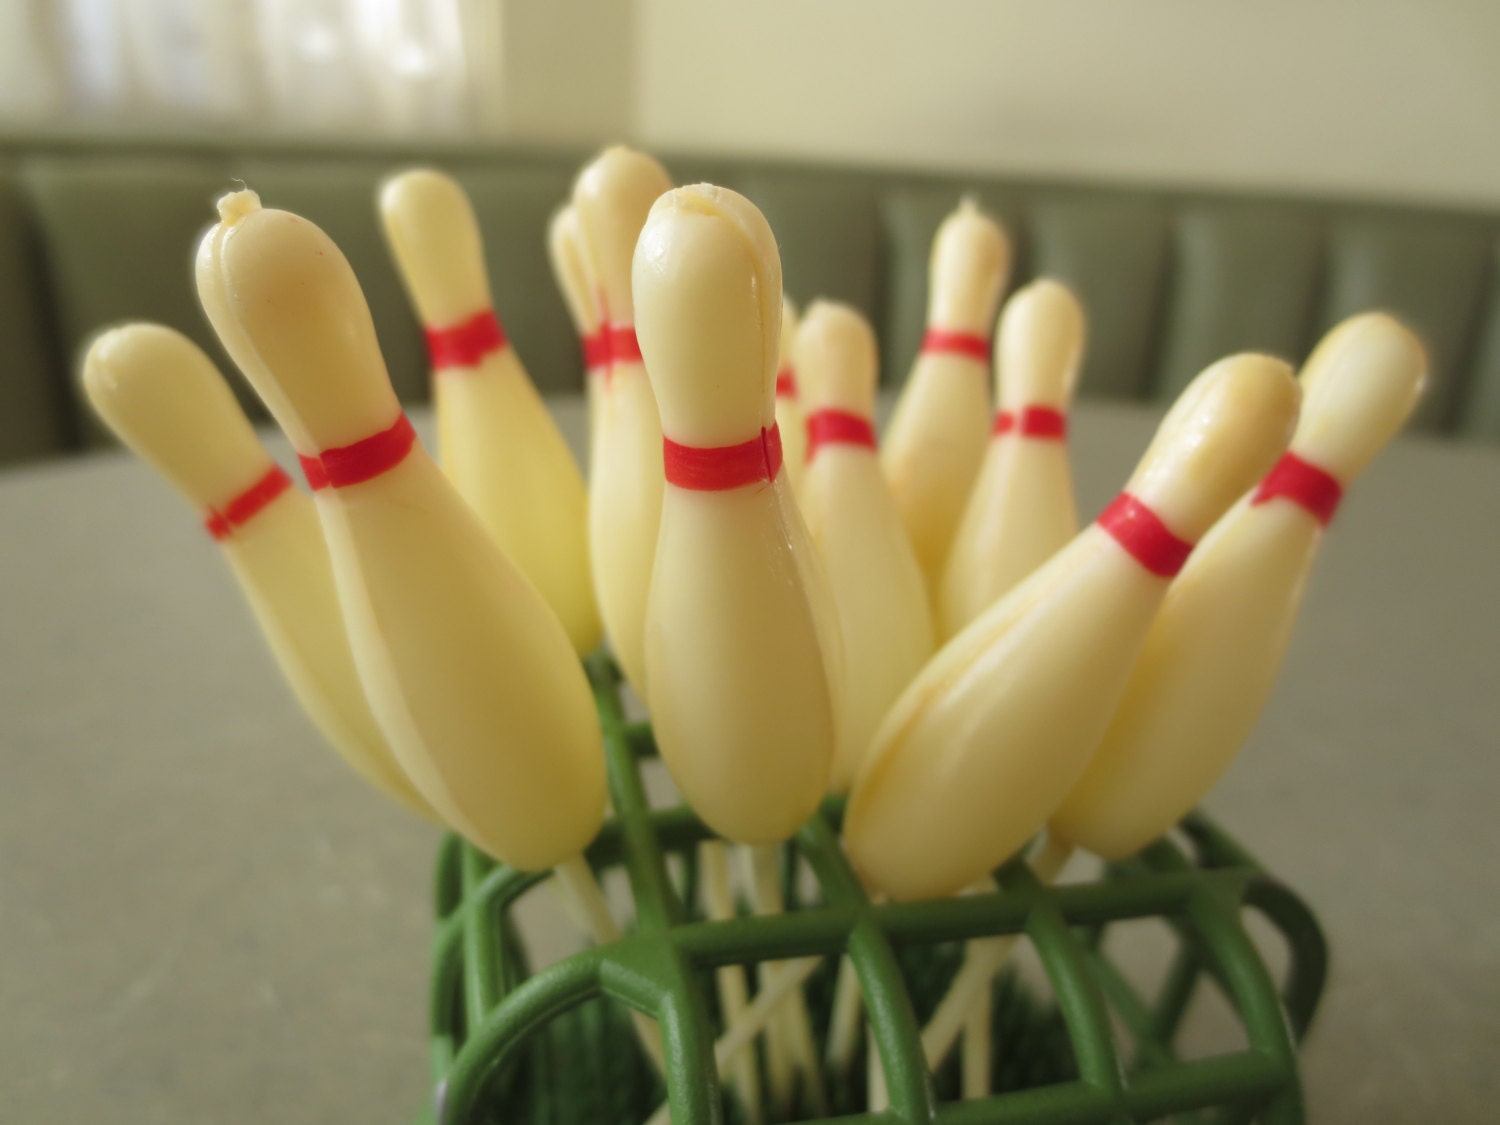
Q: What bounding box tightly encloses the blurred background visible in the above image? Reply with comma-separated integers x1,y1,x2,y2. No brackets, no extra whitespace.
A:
5,0,1497,203
2,0,1498,464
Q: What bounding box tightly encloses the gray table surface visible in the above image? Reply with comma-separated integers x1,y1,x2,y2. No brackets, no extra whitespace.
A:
2,396,1497,1124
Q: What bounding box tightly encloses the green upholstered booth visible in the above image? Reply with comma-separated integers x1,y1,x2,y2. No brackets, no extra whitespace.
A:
3,129,1497,465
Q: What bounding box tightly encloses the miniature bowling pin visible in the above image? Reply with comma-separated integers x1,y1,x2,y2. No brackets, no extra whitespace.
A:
845,353,1301,901
939,280,1085,640
1050,313,1426,859
776,297,807,497
634,183,841,846
378,169,601,656
797,301,934,792
547,204,606,456
196,190,606,873
572,147,672,695
881,199,1011,593
81,323,439,823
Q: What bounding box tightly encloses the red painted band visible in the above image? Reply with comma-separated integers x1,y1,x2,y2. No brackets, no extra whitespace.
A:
300,414,417,491
921,329,989,362
204,464,292,540
581,330,608,371
663,424,783,491
1251,452,1343,526
600,324,642,366
582,325,641,381
994,406,1068,439
1097,493,1194,578
425,309,508,369
806,409,877,463
775,366,798,398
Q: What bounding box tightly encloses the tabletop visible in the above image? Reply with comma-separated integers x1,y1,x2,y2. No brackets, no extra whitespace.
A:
2,396,1496,1124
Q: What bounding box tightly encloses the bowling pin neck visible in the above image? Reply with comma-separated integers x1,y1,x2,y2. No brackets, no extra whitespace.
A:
993,406,1068,440
926,198,1011,334
795,300,877,416
379,168,496,332
775,365,799,398
198,192,404,457
633,185,781,447
663,424,784,491
995,279,1085,413
1123,353,1300,546
573,146,672,327
81,322,282,515
806,410,877,463
1288,312,1427,483
776,296,801,397
548,205,601,337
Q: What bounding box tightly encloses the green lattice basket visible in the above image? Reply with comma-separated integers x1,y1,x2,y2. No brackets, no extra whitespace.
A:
422,654,1327,1125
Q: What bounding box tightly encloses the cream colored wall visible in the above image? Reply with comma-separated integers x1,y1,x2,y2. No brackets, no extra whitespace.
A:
499,0,635,141
632,0,1500,208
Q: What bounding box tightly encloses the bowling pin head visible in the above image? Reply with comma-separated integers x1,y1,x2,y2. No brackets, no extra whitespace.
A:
796,300,878,417
995,279,1085,415
547,204,601,338
1290,313,1426,484
633,184,782,447
197,190,401,457
927,197,1011,333
82,323,276,519
378,168,493,330
573,147,673,326
1126,354,1301,546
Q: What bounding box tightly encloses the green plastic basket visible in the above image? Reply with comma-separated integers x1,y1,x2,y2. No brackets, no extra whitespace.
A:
423,654,1327,1125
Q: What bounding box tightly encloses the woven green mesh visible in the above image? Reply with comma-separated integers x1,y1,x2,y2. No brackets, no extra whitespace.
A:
422,655,1327,1125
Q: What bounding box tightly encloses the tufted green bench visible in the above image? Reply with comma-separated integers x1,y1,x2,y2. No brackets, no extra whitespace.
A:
2,129,1497,465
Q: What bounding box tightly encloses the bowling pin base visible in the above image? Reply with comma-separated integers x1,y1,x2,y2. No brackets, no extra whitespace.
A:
422,655,1328,1125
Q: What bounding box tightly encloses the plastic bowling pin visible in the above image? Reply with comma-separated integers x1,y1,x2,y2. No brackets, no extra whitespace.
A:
845,353,1301,901
547,204,606,457
196,190,606,872
881,199,1011,592
378,169,601,656
1050,313,1426,859
81,323,439,823
572,147,672,695
939,280,1085,640
775,297,807,497
634,184,840,846
797,301,934,792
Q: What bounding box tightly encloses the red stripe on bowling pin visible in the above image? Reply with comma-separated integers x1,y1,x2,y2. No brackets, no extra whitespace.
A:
204,464,293,540
921,329,989,362
806,409,877,463
663,425,784,491
1251,452,1343,526
1097,493,1195,578
425,309,508,369
300,414,418,491
993,406,1068,439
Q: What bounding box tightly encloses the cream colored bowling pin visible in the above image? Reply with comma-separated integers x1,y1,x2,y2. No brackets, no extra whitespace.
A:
846,353,1301,901
196,190,606,873
797,301,934,792
378,169,601,656
882,199,1011,593
81,323,439,824
939,280,1085,640
634,183,840,847
776,297,807,497
572,147,672,695
547,204,607,457
1051,313,1426,859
